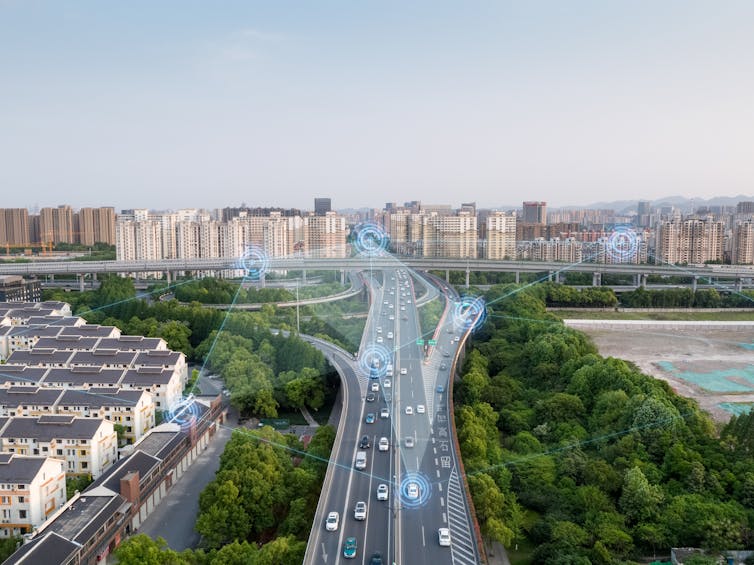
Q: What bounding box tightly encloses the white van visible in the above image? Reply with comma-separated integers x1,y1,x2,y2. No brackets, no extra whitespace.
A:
355,451,367,470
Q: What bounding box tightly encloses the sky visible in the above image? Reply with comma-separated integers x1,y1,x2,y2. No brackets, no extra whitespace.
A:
1,0,754,212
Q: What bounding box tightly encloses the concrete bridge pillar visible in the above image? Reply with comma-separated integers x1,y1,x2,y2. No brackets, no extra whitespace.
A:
93,272,97,282
692,276,698,292
592,272,602,286
340,269,345,285
737,278,743,292
641,274,647,288
465,268,470,288
78,274,85,292
166,271,172,285
445,270,450,283
548,271,553,282
515,271,520,284
302,269,307,284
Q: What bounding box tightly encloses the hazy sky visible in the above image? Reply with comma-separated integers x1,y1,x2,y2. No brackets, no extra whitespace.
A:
2,0,754,211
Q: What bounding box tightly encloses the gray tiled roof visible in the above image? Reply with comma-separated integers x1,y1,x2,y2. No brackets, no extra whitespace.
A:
0,453,57,482
0,416,106,441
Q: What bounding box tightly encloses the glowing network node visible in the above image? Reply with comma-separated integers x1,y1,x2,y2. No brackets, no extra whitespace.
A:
239,245,270,279
166,394,200,432
354,223,389,256
453,295,487,333
606,225,639,263
398,472,432,509
359,343,392,379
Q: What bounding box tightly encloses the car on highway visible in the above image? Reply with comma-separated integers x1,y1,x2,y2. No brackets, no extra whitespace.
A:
378,437,389,451
438,527,451,547
404,436,415,448
402,315,408,321
380,407,389,419
326,511,339,531
400,306,406,311
354,501,367,520
359,435,371,449
417,404,425,414
400,367,407,375
365,413,376,424
376,484,389,500
443,351,451,357
389,315,395,320
369,553,384,565
376,336,383,343
454,336,460,342
405,406,413,415
377,327,382,333
407,482,419,500
371,381,379,392
440,362,447,370
383,379,391,388
366,392,376,402
343,537,357,559
387,331,393,339
436,384,445,393
389,304,394,309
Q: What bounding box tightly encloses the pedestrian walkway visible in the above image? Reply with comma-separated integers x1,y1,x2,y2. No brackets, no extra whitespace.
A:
300,405,320,427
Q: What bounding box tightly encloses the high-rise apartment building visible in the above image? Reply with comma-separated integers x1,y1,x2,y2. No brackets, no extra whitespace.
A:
522,201,547,224
305,212,348,258
517,238,582,262
0,209,30,246
74,207,116,246
485,211,516,260
38,206,74,244
655,218,724,264
732,221,754,264
736,201,754,215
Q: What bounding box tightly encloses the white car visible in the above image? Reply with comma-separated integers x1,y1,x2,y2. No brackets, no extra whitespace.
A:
405,406,413,415
354,501,367,521
438,528,451,547
404,436,415,448
389,315,395,321
326,511,339,531
377,484,389,501
380,407,390,418
378,437,389,451
387,332,393,339
377,327,382,333
407,482,419,500
400,368,407,375
371,382,379,392
383,379,391,388
376,336,383,343
417,404,425,414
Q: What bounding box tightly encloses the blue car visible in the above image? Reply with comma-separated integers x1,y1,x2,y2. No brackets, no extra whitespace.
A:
436,384,445,393
365,413,376,424
343,537,357,559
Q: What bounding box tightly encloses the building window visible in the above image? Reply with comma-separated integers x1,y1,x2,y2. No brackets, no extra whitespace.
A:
81,462,88,469
19,510,26,519
18,496,24,503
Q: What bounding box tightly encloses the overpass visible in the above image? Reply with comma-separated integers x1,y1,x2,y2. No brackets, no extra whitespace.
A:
2,256,753,290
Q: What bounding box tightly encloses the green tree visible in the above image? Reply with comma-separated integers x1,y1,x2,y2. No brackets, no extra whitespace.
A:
619,467,664,524
114,535,194,565
195,480,251,548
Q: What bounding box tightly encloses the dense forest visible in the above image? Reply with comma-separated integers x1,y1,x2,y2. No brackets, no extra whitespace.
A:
455,283,754,563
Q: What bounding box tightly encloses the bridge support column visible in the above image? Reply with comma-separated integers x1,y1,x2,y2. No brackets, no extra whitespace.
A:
49,274,54,282
737,278,743,292
78,275,85,292
548,271,553,282
445,270,450,283
593,272,602,286
93,272,97,282
634,273,640,288
692,276,698,292
641,274,647,288
260,272,266,287
302,269,307,284
340,270,345,285
515,271,520,284
465,268,470,288
166,271,172,285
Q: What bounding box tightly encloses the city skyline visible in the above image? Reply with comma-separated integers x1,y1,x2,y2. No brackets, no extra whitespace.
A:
2,1,754,209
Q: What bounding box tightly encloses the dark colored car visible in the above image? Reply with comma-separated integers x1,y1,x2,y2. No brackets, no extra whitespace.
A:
366,392,376,402
369,552,384,565
359,435,371,449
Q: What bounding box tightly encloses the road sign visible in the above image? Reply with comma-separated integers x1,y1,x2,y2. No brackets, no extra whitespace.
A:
428,339,437,346
416,339,424,346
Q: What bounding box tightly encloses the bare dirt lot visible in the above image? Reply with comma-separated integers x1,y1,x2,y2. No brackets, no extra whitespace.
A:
577,325,754,423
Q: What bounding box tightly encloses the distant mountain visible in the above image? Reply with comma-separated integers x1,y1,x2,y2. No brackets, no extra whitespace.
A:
559,195,754,214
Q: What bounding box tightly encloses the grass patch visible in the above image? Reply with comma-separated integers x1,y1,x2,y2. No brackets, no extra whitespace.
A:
552,310,754,321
